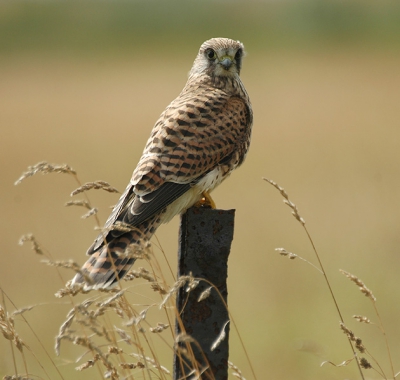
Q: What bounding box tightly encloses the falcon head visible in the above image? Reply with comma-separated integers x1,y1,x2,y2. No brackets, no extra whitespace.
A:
189,37,245,78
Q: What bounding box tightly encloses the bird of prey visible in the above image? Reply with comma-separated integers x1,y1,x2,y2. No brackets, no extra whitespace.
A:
71,37,253,290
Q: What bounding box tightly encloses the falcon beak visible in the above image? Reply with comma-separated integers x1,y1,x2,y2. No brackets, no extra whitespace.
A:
219,57,233,70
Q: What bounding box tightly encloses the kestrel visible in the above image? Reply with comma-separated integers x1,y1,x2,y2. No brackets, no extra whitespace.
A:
72,37,253,290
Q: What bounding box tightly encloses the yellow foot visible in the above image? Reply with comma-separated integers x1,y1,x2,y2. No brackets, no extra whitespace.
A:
194,191,217,209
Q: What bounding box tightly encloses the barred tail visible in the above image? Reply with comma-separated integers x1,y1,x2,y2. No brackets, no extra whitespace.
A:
71,235,138,289
72,214,163,290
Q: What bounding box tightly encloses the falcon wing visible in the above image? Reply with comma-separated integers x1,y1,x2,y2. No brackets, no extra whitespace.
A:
88,92,251,254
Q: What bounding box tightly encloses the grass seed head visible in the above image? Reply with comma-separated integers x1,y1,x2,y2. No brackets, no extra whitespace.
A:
18,234,43,255
340,270,376,302
340,322,366,354
65,199,91,209
150,322,169,333
198,286,213,302
211,320,229,351
76,357,99,371
228,361,247,380
353,315,371,324
151,283,167,295
263,178,306,225
359,357,372,369
70,181,119,196
81,207,98,219
14,161,76,185
275,247,298,260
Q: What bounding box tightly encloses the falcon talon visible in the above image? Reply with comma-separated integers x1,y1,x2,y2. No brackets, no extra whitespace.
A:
196,191,217,209
194,197,215,209
71,37,253,290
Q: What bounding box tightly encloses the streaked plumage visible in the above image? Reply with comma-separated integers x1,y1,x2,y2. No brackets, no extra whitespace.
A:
72,37,253,290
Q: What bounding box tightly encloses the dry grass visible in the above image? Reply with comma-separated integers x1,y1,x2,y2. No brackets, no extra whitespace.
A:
4,161,399,379
265,179,398,379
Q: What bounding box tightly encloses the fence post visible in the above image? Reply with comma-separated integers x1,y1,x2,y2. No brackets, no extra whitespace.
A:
173,207,235,380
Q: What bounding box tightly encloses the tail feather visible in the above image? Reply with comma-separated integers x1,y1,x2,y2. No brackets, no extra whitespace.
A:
72,189,200,290
72,240,138,290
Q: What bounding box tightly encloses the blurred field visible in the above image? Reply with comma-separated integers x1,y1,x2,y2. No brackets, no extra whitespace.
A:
1,1,400,379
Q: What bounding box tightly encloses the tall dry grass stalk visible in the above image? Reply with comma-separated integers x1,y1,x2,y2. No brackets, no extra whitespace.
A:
264,177,398,379
1,161,253,379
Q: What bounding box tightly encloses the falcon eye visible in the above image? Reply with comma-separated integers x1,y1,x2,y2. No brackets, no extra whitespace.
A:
235,49,242,60
206,49,217,60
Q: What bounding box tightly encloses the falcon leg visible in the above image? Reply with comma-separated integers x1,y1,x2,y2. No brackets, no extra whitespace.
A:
194,191,216,209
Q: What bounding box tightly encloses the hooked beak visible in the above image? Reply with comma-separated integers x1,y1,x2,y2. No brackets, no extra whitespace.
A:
219,57,233,70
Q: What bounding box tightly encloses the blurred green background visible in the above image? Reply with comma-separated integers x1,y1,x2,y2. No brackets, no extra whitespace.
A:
1,0,400,379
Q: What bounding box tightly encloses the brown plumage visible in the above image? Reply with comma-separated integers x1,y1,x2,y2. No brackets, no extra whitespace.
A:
71,37,253,290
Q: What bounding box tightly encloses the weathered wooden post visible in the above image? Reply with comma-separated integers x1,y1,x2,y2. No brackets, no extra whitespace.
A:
174,207,235,380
